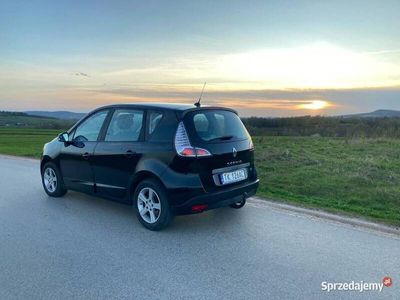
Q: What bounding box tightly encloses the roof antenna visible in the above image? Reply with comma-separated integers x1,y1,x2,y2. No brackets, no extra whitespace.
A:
194,82,206,107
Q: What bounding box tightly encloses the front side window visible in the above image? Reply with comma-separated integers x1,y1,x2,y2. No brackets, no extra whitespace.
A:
73,110,108,142
105,109,144,142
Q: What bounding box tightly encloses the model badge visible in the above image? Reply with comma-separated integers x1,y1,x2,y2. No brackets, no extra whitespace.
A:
232,147,237,158
227,160,242,166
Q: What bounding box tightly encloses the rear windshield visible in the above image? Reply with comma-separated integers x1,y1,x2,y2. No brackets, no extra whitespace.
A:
188,110,249,142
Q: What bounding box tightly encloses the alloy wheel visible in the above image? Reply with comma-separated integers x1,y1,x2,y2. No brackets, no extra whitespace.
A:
43,167,57,193
137,187,162,224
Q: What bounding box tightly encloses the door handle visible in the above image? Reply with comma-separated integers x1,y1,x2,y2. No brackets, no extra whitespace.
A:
82,152,90,160
125,150,136,158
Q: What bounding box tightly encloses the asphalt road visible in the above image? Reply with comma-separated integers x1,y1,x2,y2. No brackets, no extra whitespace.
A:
0,155,399,300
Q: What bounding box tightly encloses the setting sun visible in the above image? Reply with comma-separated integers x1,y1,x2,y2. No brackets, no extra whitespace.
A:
298,100,330,110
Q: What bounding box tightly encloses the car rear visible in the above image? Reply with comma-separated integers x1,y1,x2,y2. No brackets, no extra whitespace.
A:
172,107,259,213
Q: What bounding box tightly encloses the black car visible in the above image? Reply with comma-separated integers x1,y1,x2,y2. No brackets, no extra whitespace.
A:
41,103,259,230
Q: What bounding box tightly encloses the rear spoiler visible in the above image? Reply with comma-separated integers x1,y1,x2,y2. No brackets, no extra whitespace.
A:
177,106,238,119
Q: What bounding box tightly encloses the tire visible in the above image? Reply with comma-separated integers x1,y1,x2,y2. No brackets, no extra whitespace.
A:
133,179,173,231
229,198,246,209
41,162,67,197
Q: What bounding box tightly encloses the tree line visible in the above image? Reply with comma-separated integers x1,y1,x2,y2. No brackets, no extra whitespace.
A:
2,111,400,137
0,111,76,129
242,116,400,138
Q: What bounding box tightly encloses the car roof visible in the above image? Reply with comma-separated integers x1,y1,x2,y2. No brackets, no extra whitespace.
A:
95,102,237,114
118,102,196,111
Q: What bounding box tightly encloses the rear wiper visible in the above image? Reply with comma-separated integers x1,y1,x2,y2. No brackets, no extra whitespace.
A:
208,135,234,142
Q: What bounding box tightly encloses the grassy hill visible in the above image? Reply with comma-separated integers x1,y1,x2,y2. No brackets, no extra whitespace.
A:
0,111,75,129
345,109,400,118
25,110,86,120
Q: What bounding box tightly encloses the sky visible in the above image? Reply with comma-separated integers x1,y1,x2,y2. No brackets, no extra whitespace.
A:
0,0,399,117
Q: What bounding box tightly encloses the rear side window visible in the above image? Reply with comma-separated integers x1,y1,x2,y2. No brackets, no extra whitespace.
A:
190,110,249,142
148,112,163,135
146,111,177,143
105,109,144,142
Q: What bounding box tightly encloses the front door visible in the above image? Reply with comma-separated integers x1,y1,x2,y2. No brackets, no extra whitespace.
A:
92,108,145,200
60,109,110,194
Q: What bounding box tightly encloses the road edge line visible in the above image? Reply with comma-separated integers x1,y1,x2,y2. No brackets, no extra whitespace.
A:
248,197,400,236
0,154,39,162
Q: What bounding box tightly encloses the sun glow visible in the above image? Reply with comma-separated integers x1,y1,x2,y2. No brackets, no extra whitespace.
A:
298,100,330,110
214,43,400,89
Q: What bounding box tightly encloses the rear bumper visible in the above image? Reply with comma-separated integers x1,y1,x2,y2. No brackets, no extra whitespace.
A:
172,179,259,215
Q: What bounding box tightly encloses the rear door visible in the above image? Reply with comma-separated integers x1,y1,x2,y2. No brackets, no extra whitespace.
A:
91,108,145,200
183,109,255,192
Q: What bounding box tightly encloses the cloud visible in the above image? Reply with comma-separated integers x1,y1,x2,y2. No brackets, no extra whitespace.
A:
98,43,400,90
218,99,333,110
93,85,399,101
213,44,400,89
84,84,399,116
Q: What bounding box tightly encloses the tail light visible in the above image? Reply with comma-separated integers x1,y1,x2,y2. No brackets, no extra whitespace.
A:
249,137,254,151
174,122,211,157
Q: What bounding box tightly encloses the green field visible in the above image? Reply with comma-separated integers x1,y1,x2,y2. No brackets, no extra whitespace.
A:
254,136,400,225
0,128,399,225
0,128,60,157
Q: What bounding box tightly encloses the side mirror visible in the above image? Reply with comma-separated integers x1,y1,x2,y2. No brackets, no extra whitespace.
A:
71,135,87,148
58,132,69,143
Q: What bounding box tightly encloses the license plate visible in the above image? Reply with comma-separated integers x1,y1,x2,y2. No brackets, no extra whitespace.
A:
220,169,247,185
